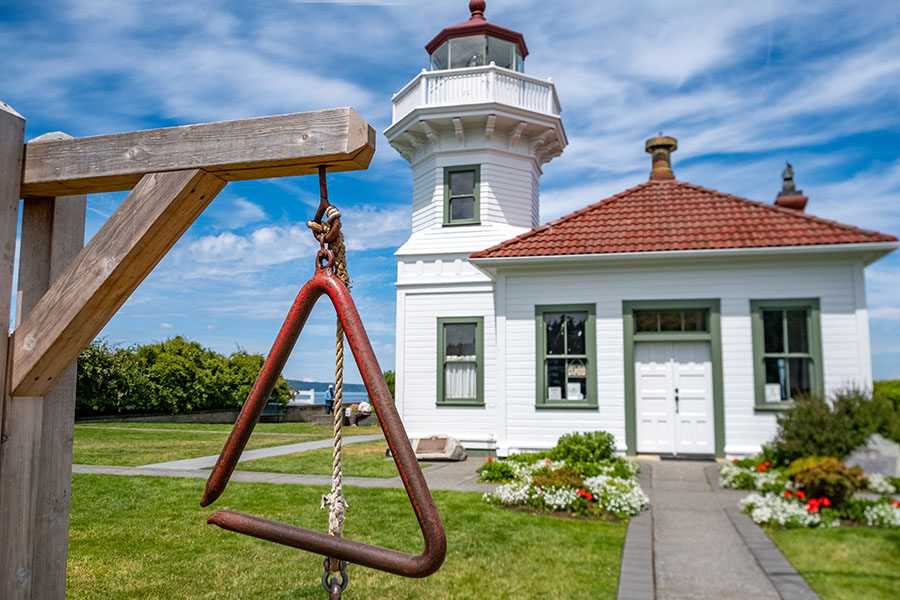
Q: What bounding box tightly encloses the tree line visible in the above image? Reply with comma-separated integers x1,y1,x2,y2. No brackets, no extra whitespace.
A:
76,336,293,416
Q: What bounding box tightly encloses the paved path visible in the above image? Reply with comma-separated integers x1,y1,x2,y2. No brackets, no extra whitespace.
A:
618,459,818,600
137,434,383,469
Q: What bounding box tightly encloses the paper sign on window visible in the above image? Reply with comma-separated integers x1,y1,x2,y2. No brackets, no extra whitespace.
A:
548,386,562,400
567,383,583,400
567,364,586,378
764,383,782,403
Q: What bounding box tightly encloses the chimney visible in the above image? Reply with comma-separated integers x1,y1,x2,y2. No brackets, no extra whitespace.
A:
775,162,808,211
645,134,677,181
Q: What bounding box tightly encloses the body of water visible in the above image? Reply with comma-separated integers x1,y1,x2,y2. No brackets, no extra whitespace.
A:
295,390,370,405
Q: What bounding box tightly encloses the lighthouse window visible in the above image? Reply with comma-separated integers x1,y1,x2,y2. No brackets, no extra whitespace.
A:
487,37,516,70
430,42,449,70
450,35,486,68
444,165,480,225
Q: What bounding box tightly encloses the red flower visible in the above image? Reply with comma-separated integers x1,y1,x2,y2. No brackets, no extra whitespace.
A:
806,504,818,513
764,461,771,467
820,497,831,507
486,457,492,462
576,489,593,501
783,491,792,498
795,490,806,500
545,459,551,464
757,464,766,472
733,458,739,463
891,500,900,508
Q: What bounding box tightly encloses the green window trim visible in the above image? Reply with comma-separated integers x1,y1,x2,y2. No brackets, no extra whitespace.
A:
535,304,597,409
623,299,725,458
437,317,484,406
443,165,480,226
750,298,823,411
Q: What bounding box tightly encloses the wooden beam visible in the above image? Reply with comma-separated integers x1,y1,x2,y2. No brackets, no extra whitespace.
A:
0,101,25,461
0,192,84,599
22,107,375,196
9,169,226,397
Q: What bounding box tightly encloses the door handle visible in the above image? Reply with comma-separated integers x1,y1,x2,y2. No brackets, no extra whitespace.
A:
674,388,679,414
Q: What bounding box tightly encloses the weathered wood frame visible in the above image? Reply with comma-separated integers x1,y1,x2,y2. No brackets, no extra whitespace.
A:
0,104,375,599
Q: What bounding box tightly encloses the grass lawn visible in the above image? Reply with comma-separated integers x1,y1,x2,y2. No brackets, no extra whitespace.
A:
68,474,626,599
76,421,382,436
768,527,900,600
236,439,429,478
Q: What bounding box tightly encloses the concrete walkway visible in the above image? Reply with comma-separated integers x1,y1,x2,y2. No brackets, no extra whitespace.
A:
137,434,383,469
618,459,818,600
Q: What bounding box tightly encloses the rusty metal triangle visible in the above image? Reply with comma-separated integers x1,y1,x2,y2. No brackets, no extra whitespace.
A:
201,266,446,578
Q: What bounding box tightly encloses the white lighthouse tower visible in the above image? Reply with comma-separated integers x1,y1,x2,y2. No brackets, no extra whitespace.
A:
386,0,566,451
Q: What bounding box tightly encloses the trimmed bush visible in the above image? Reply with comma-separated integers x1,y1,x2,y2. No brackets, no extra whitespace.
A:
476,459,516,483
548,431,616,463
531,466,585,489
874,379,900,412
789,457,865,507
770,387,900,465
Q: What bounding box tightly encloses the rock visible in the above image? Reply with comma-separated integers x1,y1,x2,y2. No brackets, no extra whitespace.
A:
412,435,467,461
845,434,900,477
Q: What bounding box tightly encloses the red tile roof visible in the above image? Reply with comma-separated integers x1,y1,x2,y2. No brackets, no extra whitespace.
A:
470,180,897,259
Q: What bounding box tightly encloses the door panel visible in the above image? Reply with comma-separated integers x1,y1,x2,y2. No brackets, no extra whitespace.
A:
635,341,714,455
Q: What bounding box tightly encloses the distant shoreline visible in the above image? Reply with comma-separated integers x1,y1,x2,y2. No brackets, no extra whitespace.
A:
286,379,368,394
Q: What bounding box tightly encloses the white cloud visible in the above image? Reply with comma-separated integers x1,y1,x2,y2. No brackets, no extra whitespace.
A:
160,322,173,329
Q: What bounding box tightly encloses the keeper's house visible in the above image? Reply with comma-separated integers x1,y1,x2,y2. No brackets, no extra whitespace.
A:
385,1,898,457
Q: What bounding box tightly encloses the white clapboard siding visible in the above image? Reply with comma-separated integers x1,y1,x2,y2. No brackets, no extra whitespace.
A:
499,258,869,455
398,287,499,447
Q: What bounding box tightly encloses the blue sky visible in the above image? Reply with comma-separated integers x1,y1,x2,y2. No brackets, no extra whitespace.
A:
2,0,899,383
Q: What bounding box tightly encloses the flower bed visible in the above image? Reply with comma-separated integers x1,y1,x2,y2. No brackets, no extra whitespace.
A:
479,432,648,520
720,455,900,529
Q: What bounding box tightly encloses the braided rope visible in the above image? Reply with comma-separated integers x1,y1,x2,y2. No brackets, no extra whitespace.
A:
309,208,351,572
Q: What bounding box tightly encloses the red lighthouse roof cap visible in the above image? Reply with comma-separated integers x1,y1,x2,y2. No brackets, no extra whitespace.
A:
425,1,528,59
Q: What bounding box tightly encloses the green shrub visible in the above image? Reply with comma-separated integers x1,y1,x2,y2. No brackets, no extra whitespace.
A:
531,466,585,489
505,451,549,464
576,458,639,479
789,456,865,506
548,431,616,463
770,387,900,465
476,459,516,483
874,379,900,412
838,498,878,523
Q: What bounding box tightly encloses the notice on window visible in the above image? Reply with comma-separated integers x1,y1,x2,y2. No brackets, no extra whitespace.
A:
567,383,583,400
765,383,782,403
548,386,562,400
567,364,586,378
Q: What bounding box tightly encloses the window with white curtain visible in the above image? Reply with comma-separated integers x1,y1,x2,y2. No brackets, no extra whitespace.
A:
437,317,483,405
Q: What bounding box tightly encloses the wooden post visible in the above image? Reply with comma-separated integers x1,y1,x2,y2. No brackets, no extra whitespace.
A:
0,101,24,452
0,131,85,598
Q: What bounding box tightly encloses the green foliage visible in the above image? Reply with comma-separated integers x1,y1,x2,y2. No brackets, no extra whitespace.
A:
531,466,585,489
770,387,900,465
548,431,616,463
576,458,640,479
788,456,865,506
874,379,900,412
76,337,292,416
839,498,879,523
504,451,550,464
476,458,516,483
383,370,395,398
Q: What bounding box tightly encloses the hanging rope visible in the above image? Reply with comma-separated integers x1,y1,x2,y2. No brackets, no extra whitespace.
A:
307,167,351,587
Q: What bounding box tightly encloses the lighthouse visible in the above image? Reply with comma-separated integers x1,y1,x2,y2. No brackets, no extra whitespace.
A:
386,1,566,450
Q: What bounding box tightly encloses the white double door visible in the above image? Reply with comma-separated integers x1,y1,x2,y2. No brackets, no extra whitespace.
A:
635,341,714,455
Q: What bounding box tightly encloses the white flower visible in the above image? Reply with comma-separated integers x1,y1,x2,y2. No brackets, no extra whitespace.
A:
738,492,823,528
866,474,897,495
583,475,649,516
863,503,900,528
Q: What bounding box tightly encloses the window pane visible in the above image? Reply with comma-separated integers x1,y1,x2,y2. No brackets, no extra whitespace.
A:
545,313,565,355
486,36,515,69
430,42,448,70
515,49,524,72
450,35,486,68
789,357,811,398
567,359,587,400
449,170,475,196
787,310,809,353
566,312,587,354
763,310,784,353
635,311,658,333
547,358,566,399
450,197,475,221
445,323,476,357
445,362,476,399
659,310,682,332
683,310,708,331
764,357,788,401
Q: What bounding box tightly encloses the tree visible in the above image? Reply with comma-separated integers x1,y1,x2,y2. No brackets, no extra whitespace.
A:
383,370,395,399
